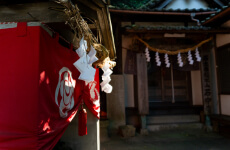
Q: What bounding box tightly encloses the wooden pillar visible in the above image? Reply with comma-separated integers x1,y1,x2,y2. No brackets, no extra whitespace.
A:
201,43,213,131
136,53,149,115
210,37,219,114
106,75,126,133
112,20,122,74
136,53,149,135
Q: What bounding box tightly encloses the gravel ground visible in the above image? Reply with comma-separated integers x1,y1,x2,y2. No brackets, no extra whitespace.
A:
101,129,230,150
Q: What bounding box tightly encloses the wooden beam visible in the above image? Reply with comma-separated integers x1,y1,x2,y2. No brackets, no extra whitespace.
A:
106,6,116,59
0,1,116,60
0,2,66,22
109,9,216,16
125,28,230,34
111,13,212,23
78,0,116,59
112,21,122,74
202,7,230,26
100,7,116,59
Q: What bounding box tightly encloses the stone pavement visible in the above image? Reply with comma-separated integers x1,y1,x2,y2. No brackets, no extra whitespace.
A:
101,129,230,150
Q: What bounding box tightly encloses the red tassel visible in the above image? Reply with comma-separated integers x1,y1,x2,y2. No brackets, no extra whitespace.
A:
78,108,87,136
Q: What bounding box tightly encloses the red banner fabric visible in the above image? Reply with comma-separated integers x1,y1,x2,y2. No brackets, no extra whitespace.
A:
0,23,100,150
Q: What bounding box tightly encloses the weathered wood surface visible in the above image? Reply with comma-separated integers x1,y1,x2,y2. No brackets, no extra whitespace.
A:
78,0,116,59
0,2,66,22
112,21,122,74
0,1,103,25
124,74,135,107
136,53,149,115
0,1,116,59
125,28,230,34
106,75,126,128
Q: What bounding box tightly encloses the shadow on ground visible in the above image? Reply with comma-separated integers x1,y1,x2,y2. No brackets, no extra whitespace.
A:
101,129,230,150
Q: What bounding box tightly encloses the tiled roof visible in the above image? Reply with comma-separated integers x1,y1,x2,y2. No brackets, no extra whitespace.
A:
109,7,219,12
110,0,159,10
110,0,229,12
201,3,230,25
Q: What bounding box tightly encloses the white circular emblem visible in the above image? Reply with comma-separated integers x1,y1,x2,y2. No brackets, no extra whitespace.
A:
55,67,76,118
88,81,100,104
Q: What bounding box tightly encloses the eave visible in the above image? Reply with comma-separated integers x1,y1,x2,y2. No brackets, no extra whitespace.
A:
202,5,230,26
124,26,230,34
109,8,216,15
109,8,216,22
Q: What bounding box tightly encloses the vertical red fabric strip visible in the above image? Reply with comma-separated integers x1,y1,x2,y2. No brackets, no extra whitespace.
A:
78,108,87,136
0,23,40,149
17,22,27,37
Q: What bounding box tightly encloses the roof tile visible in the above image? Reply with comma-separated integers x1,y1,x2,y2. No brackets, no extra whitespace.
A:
201,3,230,25
110,0,227,12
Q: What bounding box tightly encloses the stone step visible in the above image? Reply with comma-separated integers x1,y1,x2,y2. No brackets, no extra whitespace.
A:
148,102,203,116
147,123,203,131
147,115,200,125
148,108,201,116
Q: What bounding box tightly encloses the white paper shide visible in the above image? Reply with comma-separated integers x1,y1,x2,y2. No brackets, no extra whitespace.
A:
73,37,98,82
195,47,201,62
100,62,113,93
177,52,183,67
164,53,170,68
155,52,161,66
187,50,194,65
145,47,151,62
73,37,113,93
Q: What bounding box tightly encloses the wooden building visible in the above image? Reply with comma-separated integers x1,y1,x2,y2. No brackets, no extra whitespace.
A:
105,0,230,136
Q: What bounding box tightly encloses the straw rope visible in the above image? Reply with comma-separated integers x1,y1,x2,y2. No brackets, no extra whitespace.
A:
135,36,213,55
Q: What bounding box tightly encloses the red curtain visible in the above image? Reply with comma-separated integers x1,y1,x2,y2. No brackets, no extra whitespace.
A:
0,22,100,150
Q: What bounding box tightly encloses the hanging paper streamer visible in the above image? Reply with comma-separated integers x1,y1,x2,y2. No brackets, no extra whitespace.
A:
88,45,99,66
177,52,183,67
73,37,98,82
145,47,151,62
195,47,201,62
155,52,161,66
100,62,113,93
164,53,170,68
187,50,194,65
